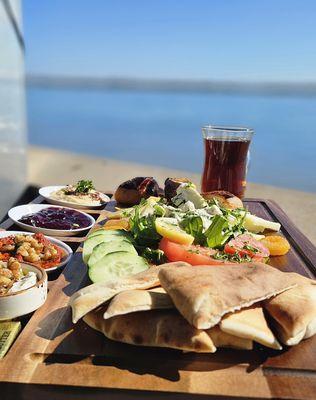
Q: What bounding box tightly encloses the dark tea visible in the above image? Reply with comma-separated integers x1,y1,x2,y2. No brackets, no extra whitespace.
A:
201,126,253,198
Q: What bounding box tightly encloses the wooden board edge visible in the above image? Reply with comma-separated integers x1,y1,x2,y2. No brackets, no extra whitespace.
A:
263,199,316,275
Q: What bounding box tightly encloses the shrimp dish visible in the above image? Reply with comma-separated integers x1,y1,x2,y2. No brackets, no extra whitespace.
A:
0,233,64,269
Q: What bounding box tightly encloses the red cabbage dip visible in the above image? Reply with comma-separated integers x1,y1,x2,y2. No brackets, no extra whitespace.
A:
19,207,92,230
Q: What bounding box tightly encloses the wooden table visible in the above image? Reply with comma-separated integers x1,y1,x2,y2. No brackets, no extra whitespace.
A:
0,197,316,399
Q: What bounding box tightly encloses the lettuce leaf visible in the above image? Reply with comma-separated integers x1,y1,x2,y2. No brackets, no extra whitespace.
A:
129,206,161,247
204,215,232,248
180,215,205,245
141,248,166,264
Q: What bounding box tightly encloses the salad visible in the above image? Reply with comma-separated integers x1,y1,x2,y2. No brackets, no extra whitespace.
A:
102,180,290,267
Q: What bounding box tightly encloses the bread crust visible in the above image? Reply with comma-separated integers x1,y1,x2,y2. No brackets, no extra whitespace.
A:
201,190,243,209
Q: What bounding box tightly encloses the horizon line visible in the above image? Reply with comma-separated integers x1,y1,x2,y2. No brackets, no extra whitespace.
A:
25,74,316,96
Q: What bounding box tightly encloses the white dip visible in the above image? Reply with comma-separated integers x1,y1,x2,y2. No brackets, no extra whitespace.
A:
8,271,37,294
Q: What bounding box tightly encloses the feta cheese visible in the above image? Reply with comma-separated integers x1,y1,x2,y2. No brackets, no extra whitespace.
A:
206,205,223,216
172,184,207,209
178,201,195,212
8,272,37,294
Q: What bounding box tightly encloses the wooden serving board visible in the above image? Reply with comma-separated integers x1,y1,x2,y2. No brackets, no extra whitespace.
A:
0,198,316,400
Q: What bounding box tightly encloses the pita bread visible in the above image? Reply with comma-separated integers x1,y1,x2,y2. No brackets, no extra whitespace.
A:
70,262,188,323
84,308,216,353
220,305,282,350
103,287,174,320
159,262,297,329
207,325,253,350
264,276,316,345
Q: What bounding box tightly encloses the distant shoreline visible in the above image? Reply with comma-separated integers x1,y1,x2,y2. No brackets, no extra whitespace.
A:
25,75,316,97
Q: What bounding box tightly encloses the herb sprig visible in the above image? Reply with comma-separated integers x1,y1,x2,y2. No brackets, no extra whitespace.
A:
75,180,95,193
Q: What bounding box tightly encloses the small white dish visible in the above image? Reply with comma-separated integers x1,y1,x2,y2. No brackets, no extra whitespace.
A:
8,204,95,237
0,262,47,320
0,231,73,273
39,185,110,210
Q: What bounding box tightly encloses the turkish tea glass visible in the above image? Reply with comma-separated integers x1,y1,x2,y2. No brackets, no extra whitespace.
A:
201,125,254,198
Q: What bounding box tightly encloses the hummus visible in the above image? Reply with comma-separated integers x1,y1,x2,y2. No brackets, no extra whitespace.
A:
51,187,105,206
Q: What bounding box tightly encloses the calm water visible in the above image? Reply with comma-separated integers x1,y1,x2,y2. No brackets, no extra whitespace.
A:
26,86,316,192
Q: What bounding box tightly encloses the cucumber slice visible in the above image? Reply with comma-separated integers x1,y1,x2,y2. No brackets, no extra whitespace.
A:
88,229,127,239
88,240,137,269
88,251,149,283
83,234,126,264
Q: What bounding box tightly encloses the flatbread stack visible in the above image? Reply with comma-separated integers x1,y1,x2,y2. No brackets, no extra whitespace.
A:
264,275,316,346
70,262,316,353
70,262,186,323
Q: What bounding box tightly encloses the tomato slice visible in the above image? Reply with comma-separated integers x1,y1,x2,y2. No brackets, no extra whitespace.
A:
159,238,232,265
224,234,269,261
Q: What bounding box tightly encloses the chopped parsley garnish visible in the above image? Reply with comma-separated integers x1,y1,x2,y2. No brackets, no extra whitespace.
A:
243,244,259,253
75,180,95,193
213,251,252,263
63,180,95,195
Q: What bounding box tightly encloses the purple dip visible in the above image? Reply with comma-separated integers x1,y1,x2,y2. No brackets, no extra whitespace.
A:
19,207,92,230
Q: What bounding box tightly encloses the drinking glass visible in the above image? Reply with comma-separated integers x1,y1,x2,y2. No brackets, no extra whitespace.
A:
201,125,254,198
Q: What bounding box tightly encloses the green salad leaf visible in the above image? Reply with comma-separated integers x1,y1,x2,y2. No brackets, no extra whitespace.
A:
153,203,166,217
180,215,205,245
129,204,161,247
141,248,167,264
204,215,231,248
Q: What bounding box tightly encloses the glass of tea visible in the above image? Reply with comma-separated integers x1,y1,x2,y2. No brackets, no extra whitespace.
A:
201,125,254,198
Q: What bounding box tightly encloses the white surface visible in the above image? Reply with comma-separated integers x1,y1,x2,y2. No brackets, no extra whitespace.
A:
8,204,94,236
0,263,47,320
39,185,110,209
0,231,73,272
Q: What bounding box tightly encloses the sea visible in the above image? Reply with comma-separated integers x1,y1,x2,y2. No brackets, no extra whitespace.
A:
26,86,316,193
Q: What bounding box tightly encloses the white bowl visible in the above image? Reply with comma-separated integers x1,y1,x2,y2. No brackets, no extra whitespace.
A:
0,231,73,273
8,204,95,237
0,263,47,320
39,185,110,210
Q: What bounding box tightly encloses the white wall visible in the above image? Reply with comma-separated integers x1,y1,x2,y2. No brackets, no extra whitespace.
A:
0,0,27,218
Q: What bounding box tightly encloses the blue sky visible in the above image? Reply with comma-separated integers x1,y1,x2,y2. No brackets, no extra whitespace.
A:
23,0,316,82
